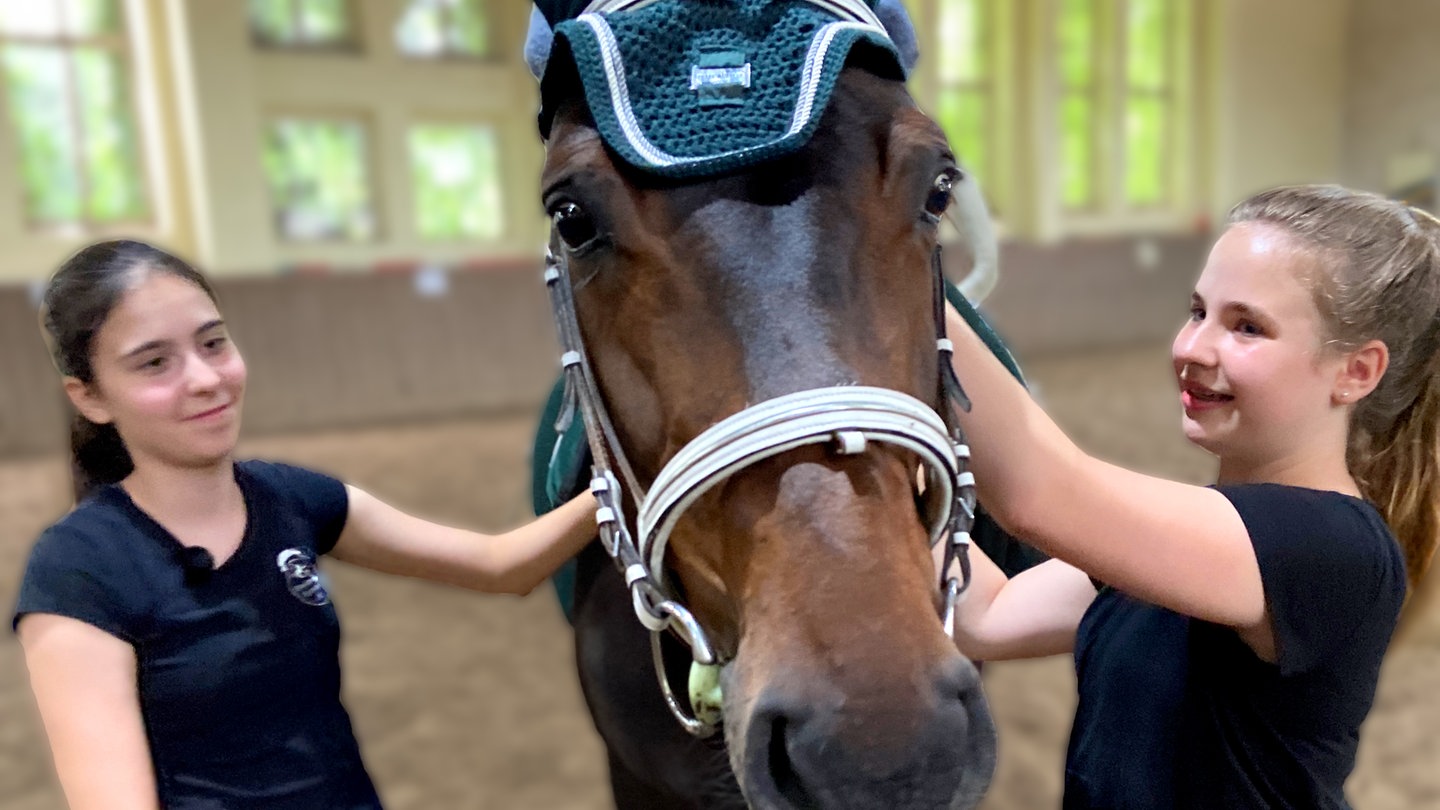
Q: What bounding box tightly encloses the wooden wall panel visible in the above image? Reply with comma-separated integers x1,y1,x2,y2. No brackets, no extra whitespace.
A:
0,233,1212,459
0,264,562,458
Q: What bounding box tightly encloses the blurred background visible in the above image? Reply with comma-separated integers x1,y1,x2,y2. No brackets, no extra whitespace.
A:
0,0,1436,808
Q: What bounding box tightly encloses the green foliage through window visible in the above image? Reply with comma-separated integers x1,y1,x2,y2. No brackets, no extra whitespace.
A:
409,124,503,240
395,0,489,58
1057,0,1181,212
263,118,375,241
250,0,352,48
0,0,148,227
931,0,998,212
1057,0,1096,210
1124,0,1171,207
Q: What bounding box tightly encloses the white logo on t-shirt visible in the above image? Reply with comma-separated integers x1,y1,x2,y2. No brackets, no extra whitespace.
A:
276,548,330,606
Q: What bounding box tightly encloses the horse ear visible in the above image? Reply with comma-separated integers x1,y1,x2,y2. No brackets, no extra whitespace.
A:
874,0,920,74
524,5,554,80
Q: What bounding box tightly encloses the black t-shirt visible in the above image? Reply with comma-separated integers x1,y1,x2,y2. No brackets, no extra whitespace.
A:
1064,484,1405,810
12,460,383,810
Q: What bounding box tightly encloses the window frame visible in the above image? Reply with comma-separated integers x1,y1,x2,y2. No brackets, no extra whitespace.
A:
904,0,1205,240
405,118,507,242
394,0,494,63
904,0,1013,219
0,0,154,233
261,112,381,243
249,0,360,53
1056,0,1199,234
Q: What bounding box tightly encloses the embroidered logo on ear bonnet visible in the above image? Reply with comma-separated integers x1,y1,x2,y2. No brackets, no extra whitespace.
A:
540,0,905,179
277,548,331,606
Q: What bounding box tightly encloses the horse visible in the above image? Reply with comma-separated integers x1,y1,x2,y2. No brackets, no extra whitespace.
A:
528,1,1038,807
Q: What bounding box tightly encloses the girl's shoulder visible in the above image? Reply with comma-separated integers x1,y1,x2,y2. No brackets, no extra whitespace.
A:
239,461,348,498
234,459,350,555
15,490,157,638
1218,482,1393,549
44,484,148,552
1218,482,1404,676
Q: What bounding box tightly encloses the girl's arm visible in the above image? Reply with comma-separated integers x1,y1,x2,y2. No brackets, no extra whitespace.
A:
17,614,159,810
329,490,597,596
944,303,1267,633
938,541,1097,660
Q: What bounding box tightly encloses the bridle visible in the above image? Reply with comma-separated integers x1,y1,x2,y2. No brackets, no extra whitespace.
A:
542,0,977,739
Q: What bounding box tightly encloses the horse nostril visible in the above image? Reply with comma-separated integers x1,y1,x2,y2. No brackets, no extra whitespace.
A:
768,716,819,810
940,657,985,718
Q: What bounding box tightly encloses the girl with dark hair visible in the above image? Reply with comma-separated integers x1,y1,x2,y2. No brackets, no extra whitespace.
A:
14,240,598,809
942,185,1440,808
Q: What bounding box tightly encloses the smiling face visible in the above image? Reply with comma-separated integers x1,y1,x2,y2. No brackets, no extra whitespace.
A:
66,270,246,475
1171,222,1349,469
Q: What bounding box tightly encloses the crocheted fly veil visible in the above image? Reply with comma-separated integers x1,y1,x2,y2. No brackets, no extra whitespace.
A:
538,0,906,179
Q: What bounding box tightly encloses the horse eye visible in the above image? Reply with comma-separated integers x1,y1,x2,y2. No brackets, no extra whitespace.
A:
924,172,956,221
553,202,599,251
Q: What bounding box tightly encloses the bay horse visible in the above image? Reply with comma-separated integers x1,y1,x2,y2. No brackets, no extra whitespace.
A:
529,1,1036,807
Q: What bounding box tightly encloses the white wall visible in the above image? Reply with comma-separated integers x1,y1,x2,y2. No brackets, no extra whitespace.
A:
1342,0,1440,195
1207,0,1349,223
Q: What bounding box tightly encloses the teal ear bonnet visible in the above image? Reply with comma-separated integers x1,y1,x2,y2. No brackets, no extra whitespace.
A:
536,0,908,179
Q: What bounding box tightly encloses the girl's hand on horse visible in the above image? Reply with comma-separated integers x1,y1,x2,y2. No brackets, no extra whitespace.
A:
936,540,1096,660
330,489,597,596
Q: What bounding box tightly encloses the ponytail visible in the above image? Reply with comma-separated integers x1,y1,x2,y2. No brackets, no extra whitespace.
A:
1354,370,1440,635
69,410,133,502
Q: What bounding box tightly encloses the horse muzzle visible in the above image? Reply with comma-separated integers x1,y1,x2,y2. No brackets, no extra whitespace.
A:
726,652,996,810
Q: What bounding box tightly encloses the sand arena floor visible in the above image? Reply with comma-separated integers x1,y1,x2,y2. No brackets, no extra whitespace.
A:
2,343,1436,809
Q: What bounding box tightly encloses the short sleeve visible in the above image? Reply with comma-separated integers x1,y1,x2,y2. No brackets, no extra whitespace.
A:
244,461,350,555
11,526,143,641
1217,484,1404,676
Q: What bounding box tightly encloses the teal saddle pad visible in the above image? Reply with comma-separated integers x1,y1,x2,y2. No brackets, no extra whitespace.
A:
530,282,1040,623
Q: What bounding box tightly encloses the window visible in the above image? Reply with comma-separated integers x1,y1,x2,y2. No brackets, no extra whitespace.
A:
930,0,1002,212
249,0,354,48
1057,0,1098,210
395,0,489,59
263,117,375,241
903,0,1200,235
1123,0,1175,208
1056,0,1189,215
409,123,503,240
0,0,149,228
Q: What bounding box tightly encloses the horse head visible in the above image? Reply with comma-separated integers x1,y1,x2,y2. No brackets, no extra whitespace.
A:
535,2,996,807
